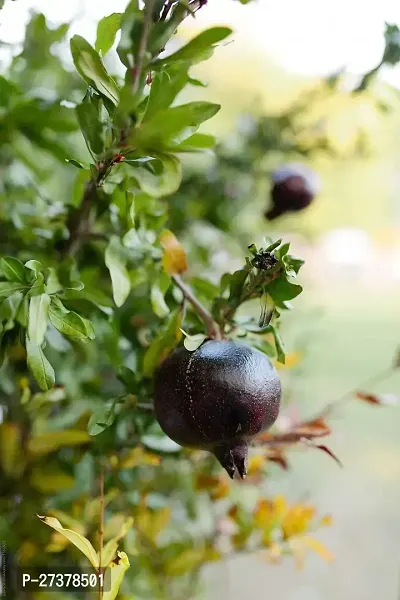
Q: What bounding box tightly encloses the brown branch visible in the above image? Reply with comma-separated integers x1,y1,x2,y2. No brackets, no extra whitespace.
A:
172,274,222,340
63,160,112,256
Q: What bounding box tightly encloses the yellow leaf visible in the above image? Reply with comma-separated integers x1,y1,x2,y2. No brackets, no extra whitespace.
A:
253,500,274,528
320,514,333,527
0,423,26,476
46,511,86,535
102,552,130,600
247,454,266,474
18,541,38,564
165,548,205,576
160,230,188,275
37,515,98,568
136,507,171,542
30,467,75,493
204,547,221,562
301,536,334,562
98,517,134,567
28,430,90,455
274,351,302,370
120,447,160,469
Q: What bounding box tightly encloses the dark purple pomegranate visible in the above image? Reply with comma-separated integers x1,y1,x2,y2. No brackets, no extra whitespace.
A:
265,163,321,220
154,340,281,479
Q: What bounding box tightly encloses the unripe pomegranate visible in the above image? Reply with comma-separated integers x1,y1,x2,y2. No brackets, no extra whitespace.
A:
154,340,281,479
265,163,321,220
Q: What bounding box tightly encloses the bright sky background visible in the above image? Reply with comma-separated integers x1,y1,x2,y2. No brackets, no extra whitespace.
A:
1,0,400,83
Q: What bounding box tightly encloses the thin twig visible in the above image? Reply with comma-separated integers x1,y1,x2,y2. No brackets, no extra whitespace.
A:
63,160,112,256
132,0,156,94
98,465,105,600
172,274,222,340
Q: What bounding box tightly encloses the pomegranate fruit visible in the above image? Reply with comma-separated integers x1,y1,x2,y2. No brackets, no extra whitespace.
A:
154,340,281,479
265,163,321,220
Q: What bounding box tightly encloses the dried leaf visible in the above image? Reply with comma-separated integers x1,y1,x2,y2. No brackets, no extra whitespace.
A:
301,535,334,562
356,391,400,405
160,230,188,275
265,448,289,470
301,439,343,467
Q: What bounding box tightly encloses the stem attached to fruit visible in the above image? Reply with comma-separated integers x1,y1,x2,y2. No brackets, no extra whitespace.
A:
171,274,222,340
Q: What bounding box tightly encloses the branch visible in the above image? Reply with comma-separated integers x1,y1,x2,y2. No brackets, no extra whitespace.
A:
63,160,112,256
132,0,156,93
172,274,222,340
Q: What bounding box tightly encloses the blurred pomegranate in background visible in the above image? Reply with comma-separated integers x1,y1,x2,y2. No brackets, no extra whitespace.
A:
265,163,321,220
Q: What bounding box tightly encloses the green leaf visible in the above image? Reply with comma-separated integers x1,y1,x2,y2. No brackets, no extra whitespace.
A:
151,282,170,318
95,13,122,56
65,158,86,169
37,515,98,568
76,90,105,156
143,307,183,377
134,102,220,149
129,152,181,197
171,132,216,152
265,239,282,252
0,257,27,283
26,337,55,391
102,552,130,600
183,332,207,352
88,399,118,436
144,67,189,121
0,282,28,298
48,300,91,341
152,27,232,69
266,278,303,305
70,35,120,105
105,237,131,307
28,293,50,345
271,325,286,364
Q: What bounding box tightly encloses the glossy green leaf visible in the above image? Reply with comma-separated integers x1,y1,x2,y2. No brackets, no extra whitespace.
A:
129,152,181,197
70,35,119,105
76,90,105,156
28,293,50,345
48,300,92,341
95,13,122,56
0,257,27,283
105,237,131,307
267,278,303,305
171,133,216,152
134,102,220,149
26,337,55,391
88,398,118,435
144,68,189,121
152,27,232,69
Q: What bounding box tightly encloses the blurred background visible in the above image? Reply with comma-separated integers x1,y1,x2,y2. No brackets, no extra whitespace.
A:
1,1,400,599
